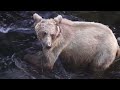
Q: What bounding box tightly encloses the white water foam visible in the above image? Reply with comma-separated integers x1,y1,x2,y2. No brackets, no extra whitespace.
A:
0,27,12,33
0,27,31,33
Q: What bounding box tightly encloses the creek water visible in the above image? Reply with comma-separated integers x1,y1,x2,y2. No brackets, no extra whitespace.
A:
0,11,120,79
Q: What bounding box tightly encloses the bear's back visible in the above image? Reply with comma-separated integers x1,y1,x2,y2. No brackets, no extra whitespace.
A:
59,21,118,71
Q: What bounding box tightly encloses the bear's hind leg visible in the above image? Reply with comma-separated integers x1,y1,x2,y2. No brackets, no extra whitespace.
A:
90,52,116,79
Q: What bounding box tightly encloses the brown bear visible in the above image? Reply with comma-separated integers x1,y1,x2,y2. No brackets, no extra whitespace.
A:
32,13,120,74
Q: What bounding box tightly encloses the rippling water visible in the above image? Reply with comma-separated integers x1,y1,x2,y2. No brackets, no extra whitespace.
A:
1,11,120,79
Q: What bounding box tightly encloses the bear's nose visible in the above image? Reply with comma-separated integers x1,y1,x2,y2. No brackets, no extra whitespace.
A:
46,46,51,49
46,42,52,49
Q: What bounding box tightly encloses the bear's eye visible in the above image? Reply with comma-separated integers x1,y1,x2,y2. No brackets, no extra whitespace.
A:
51,34,55,39
42,32,47,37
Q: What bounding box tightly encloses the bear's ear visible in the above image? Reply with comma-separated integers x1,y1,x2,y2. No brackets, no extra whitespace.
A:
33,13,42,23
54,15,62,24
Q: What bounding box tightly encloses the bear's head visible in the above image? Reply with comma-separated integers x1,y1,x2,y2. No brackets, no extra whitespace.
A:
33,13,62,50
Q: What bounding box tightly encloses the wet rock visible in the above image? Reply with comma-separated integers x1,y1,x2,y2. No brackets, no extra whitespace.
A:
117,37,120,45
0,68,34,79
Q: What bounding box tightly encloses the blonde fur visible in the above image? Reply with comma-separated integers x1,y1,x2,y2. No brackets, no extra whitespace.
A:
33,14,120,72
